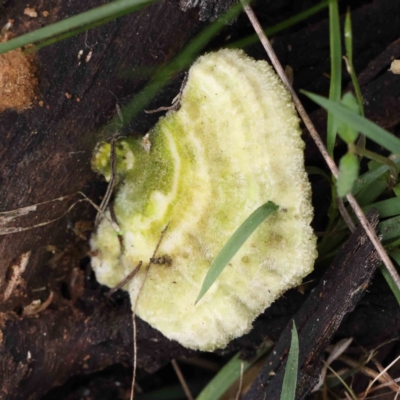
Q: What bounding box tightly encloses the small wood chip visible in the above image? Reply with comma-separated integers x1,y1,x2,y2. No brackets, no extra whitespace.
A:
24,7,38,18
389,60,400,74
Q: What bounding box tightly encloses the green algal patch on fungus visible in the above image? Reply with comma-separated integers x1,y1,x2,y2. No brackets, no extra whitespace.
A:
90,48,317,351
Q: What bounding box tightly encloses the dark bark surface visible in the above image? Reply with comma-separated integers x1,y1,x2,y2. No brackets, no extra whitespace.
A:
0,0,400,398
244,211,381,400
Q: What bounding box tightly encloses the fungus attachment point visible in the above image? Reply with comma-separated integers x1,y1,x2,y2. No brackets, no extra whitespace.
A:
90,49,317,351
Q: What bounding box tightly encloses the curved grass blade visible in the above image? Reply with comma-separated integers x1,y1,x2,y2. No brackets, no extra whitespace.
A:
0,0,155,54
195,341,273,400
306,166,331,182
302,91,400,155
195,201,279,304
281,321,299,400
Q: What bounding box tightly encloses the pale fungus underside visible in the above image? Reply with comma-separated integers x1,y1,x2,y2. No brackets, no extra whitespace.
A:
90,49,317,351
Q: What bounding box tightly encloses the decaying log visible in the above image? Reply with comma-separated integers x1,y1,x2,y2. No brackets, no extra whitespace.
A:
180,0,236,21
244,211,381,400
0,290,194,400
1,0,400,398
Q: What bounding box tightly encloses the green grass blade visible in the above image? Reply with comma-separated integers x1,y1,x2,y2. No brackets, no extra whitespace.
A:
326,0,342,156
0,0,155,54
394,184,400,197
306,166,331,182
356,180,386,207
281,321,299,400
344,8,364,117
326,365,358,400
195,201,279,304
352,155,400,197
229,0,329,49
363,198,400,218
195,343,272,400
106,2,243,131
33,7,141,52
344,8,353,62
302,91,400,154
379,215,400,242
380,253,400,306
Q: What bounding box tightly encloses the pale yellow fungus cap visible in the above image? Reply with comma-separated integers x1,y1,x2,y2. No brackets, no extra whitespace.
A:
90,49,317,351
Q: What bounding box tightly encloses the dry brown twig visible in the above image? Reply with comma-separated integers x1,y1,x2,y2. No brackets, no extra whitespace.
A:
362,353,400,398
171,359,194,400
130,223,170,400
338,354,400,393
313,338,353,392
0,191,120,236
240,0,400,292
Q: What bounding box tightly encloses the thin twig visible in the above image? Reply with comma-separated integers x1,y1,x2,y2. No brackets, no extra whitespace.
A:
240,0,400,292
95,136,119,227
145,73,188,114
171,359,194,400
363,354,400,399
338,354,399,391
130,223,170,400
106,261,142,297
0,198,86,235
337,197,356,233
95,104,124,227
0,192,120,236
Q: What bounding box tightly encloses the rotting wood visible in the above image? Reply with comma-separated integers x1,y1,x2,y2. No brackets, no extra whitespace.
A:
244,211,381,400
180,0,236,21
0,0,400,397
0,293,195,400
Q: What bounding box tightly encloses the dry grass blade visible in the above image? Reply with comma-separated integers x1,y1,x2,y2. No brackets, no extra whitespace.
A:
362,354,400,398
235,361,244,400
313,338,353,392
171,359,194,400
239,0,400,293
338,354,400,393
370,357,399,393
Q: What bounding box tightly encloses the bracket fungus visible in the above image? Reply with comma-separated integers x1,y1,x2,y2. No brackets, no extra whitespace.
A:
90,49,317,351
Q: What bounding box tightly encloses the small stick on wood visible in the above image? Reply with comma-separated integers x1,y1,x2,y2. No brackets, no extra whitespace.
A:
95,136,119,227
130,223,170,400
171,359,194,400
240,0,400,292
145,73,188,114
337,197,356,233
95,104,124,228
106,261,142,297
